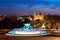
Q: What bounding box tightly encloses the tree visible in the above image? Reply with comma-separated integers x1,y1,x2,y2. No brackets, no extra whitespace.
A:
33,19,43,28
24,18,31,23
0,18,11,29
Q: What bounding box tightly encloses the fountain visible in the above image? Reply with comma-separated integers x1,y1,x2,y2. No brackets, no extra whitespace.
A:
7,23,48,36
21,23,33,31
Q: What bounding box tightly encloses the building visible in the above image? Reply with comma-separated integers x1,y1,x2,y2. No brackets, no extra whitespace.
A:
34,10,44,21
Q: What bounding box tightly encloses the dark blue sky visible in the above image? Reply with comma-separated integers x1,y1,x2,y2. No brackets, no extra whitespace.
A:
0,0,60,15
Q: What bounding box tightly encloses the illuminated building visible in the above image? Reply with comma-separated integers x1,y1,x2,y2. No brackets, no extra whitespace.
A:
33,10,45,28
34,10,44,21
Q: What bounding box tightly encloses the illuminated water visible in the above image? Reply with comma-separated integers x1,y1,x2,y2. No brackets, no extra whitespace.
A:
21,23,33,31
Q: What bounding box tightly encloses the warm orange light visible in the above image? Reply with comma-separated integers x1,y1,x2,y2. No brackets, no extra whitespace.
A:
41,24,46,29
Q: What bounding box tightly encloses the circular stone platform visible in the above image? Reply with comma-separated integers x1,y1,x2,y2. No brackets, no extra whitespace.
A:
6,33,50,36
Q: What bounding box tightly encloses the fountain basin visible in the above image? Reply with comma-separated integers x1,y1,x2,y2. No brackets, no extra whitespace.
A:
7,28,48,35
6,23,49,36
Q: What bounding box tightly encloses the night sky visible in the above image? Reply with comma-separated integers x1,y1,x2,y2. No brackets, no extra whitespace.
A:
0,0,60,15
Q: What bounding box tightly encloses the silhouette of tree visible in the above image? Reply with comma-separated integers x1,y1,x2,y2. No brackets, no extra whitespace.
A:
0,18,11,29
24,18,31,23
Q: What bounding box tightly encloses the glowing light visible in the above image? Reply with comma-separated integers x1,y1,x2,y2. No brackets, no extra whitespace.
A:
41,24,46,29
40,30,47,34
16,31,40,34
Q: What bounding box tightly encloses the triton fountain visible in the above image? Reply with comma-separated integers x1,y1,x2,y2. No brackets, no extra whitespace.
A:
6,23,49,36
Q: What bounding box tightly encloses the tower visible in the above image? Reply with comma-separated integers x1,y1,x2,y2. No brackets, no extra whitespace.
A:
41,10,44,20
41,10,44,17
34,10,36,17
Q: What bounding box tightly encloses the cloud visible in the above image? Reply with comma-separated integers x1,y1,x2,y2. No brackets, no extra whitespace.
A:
0,0,60,15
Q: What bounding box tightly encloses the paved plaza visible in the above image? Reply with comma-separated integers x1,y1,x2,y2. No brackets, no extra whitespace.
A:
0,35,60,40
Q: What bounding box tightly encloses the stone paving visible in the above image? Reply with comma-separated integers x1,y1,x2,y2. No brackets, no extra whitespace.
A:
0,35,60,40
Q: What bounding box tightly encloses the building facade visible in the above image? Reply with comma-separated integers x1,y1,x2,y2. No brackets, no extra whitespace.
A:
34,10,44,21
